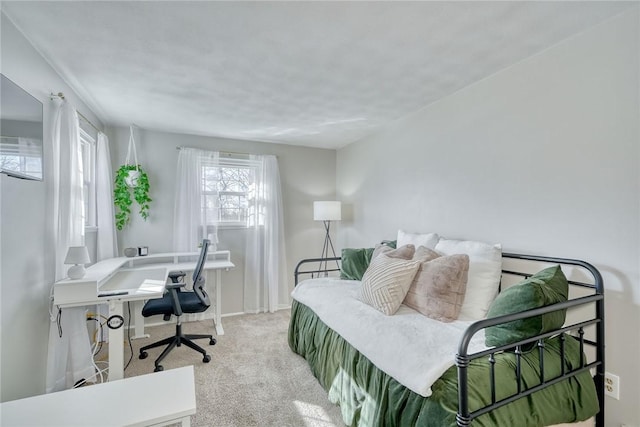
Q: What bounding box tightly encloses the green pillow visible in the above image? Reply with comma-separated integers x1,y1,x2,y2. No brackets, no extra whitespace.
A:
380,240,397,249
340,247,374,280
485,265,568,348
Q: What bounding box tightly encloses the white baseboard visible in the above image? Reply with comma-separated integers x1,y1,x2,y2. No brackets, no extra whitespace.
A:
138,307,291,329
221,311,245,318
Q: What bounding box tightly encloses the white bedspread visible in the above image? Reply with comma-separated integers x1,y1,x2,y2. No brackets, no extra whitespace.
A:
291,278,488,397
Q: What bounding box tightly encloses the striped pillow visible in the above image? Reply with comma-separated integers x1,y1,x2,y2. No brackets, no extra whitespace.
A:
358,254,420,315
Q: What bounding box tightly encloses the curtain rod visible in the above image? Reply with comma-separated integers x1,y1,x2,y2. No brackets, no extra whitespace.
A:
50,91,101,134
77,111,101,134
176,146,254,158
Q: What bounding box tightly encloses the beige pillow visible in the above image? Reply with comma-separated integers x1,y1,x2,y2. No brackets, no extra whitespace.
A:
404,254,470,322
413,246,440,262
372,243,416,260
359,254,420,315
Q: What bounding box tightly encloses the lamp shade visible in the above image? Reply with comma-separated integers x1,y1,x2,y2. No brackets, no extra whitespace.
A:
64,246,91,265
313,201,341,221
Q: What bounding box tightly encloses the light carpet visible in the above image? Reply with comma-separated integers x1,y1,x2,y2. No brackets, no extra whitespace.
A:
123,310,344,427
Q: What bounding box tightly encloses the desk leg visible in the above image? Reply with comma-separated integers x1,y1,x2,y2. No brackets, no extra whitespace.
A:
131,300,149,339
108,300,124,381
214,270,224,336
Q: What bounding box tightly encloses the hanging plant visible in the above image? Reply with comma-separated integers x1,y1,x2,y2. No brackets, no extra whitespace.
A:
114,164,151,230
114,125,152,230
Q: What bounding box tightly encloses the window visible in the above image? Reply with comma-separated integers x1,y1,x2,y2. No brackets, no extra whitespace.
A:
202,157,258,228
79,126,96,228
0,74,44,181
0,137,43,180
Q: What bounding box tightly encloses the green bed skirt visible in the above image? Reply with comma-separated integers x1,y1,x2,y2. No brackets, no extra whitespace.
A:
288,300,599,427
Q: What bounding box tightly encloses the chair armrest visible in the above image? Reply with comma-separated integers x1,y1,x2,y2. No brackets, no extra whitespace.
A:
169,271,186,283
164,285,185,316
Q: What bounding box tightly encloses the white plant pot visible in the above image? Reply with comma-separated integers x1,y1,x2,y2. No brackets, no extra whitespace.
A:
125,170,141,187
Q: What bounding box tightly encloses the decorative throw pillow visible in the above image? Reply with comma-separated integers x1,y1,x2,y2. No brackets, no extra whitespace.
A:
434,238,502,321
412,246,440,262
397,230,440,250
358,255,420,315
485,265,569,347
404,254,470,322
380,240,397,249
371,243,393,260
372,243,416,261
340,247,374,281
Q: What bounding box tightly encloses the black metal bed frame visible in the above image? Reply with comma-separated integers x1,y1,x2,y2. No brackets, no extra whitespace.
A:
294,253,605,427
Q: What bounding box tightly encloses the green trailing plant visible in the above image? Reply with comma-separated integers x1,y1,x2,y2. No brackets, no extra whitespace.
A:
114,164,152,230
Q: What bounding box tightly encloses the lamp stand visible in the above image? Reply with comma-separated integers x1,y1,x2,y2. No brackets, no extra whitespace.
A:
317,220,340,277
67,264,86,280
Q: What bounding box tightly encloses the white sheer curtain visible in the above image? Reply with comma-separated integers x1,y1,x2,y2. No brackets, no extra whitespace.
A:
173,147,219,252
244,155,288,313
46,101,94,393
94,132,118,343
95,132,117,260
173,147,220,322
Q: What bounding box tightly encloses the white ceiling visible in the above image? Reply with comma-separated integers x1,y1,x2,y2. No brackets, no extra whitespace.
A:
2,1,635,149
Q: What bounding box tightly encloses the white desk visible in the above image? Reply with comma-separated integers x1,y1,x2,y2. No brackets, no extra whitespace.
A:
1,366,196,426
53,251,234,381
118,252,235,338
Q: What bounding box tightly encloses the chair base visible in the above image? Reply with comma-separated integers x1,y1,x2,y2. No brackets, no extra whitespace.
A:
138,322,216,372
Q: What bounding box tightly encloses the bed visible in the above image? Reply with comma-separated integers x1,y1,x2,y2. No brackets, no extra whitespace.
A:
288,239,604,427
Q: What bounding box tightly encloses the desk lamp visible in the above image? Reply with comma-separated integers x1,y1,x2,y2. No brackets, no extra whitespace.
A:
65,246,91,279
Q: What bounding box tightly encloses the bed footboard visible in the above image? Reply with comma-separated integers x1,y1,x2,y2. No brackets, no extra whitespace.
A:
456,253,605,427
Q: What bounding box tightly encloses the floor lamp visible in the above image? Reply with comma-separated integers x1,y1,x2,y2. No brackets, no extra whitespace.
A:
313,201,341,276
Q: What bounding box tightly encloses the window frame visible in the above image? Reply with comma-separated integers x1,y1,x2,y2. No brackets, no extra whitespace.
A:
201,156,259,229
79,126,97,229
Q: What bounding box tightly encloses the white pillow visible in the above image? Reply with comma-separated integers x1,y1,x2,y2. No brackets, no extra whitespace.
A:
434,238,502,321
397,230,439,250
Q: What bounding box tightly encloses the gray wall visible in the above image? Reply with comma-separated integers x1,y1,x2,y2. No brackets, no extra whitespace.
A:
107,126,336,315
0,12,104,402
336,8,639,426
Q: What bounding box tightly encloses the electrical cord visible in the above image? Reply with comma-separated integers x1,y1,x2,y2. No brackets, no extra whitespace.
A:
124,302,134,371
49,283,65,337
74,316,110,388
51,297,136,383
56,308,62,337
88,316,107,383
86,315,107,357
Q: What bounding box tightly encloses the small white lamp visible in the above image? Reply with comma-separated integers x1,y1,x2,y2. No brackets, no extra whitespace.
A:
313,201,341,275
64,246,91,279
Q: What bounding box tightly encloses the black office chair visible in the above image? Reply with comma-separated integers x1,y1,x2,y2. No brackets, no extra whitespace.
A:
139,239,216,372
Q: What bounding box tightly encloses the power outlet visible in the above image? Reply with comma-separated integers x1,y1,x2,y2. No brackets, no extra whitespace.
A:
605,372,620,400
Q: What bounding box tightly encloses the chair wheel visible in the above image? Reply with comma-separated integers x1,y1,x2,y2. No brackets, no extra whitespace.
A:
139,351,148,360
154,365,164,372
203,354,211,363
209,338,216,345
